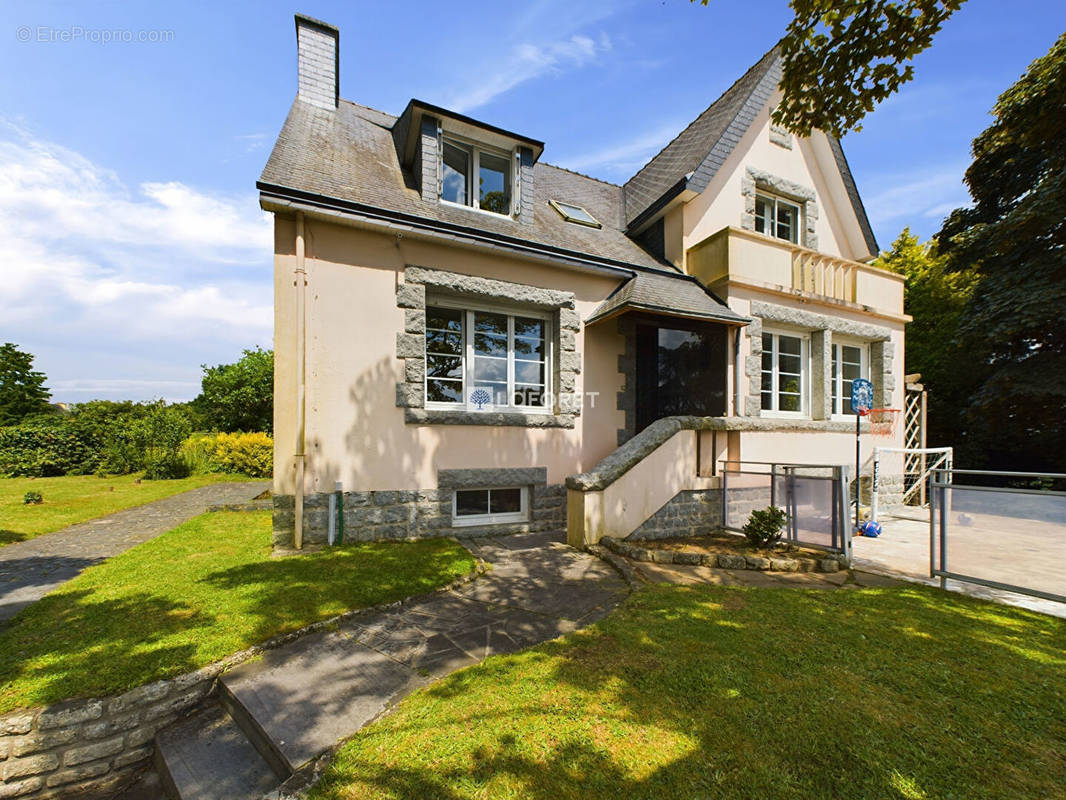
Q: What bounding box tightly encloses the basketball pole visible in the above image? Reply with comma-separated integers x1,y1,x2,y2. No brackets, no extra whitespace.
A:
855,410,861,530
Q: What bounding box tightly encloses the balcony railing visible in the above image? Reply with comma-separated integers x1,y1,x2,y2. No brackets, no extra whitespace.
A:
792,249,857,302
686,226,905,316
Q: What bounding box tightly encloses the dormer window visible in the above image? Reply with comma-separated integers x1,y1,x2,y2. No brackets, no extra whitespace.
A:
441,136,512,216
755,193,801,244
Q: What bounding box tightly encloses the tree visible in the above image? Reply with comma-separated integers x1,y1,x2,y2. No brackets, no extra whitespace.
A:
875,229,978,455
934,34,1066,471
0,343,52,426
695,0,967,138
197,348,274,433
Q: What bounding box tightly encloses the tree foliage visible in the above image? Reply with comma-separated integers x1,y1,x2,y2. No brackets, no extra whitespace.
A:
934,34,1066,471
197,347,274,434
0,343,53,426
875,229,977,455
695,0,966,138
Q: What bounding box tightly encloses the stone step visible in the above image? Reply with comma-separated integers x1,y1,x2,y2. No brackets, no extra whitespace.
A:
154,704,282,800
218,627,418,773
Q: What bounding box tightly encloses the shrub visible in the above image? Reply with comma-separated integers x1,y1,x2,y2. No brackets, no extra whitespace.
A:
180,433,222,474
22,490,42,505
0,422,97,477
742,506,788,549
211,432,273,478
98,403,192,478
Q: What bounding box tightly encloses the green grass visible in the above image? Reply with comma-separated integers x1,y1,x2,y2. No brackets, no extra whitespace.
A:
0,511,475,712
0,473,253,546
312,583,1066,800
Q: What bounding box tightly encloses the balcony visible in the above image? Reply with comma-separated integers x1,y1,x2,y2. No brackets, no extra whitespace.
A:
686,226,905,318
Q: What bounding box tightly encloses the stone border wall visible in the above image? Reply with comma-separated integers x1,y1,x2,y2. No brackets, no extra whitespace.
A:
600,536,845,573
273,483,566,548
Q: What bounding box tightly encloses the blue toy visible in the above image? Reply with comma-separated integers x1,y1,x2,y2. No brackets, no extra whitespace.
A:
860,520,882,538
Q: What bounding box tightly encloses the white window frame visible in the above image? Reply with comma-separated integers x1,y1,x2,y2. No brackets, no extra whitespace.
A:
754,192,802,244
760,329,809,417
831,340,870,419
451,486,529,527
424,298,553,414
439,133,515,218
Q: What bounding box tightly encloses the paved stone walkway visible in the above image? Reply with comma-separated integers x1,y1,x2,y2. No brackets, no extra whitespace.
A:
0,481,267,623
135,530,629,800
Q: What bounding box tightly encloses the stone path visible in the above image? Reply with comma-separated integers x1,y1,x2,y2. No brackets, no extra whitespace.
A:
140,531,629,800
0,481,267,623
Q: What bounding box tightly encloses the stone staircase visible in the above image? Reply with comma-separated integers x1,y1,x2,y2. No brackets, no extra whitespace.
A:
126,531,627,800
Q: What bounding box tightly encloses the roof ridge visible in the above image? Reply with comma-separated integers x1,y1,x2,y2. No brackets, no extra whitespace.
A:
622,44,781,191
538,161,621,188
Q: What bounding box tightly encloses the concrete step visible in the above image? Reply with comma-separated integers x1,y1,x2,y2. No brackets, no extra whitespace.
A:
154,704,282,800
218,627,417,773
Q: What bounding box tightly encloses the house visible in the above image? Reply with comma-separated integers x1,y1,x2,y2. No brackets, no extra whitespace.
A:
260,15,908,549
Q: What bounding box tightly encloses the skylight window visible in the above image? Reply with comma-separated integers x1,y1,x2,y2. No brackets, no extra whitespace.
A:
549,199,601,228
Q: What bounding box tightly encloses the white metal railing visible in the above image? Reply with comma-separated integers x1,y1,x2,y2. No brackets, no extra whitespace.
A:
791,249,857,302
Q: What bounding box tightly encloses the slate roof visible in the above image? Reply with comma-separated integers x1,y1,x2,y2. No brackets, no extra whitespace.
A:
259,99,674,273
623,47,782,227
586,271,749,326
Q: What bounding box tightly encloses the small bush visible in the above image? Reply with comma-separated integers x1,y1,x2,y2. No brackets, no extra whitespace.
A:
743,506,787,549
22,490,43,505
144,451,191,480
211,432,273,478
180,433,221,474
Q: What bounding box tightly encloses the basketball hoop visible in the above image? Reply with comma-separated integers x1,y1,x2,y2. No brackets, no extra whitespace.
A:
866,408,900,437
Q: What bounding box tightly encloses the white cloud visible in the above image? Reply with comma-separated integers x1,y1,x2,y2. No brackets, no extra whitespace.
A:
863,167,971,228
0,123,272,402
447,33,612,112
555,122,684,177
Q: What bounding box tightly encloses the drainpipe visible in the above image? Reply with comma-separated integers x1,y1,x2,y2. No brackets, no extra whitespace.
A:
294,212,307,550
733,327,742,416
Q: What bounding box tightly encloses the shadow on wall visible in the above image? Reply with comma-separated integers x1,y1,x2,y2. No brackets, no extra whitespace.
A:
305,355,584,494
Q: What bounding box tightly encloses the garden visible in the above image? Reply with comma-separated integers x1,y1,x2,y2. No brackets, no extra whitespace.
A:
0,346,277,544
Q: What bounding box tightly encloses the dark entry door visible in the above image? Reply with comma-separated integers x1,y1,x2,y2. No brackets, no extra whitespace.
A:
635,320,727,433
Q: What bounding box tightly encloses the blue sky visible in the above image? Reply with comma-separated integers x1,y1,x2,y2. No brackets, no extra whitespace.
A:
1,0,1062,403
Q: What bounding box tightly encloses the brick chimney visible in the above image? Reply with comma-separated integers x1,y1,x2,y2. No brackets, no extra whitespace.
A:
295,14,339,110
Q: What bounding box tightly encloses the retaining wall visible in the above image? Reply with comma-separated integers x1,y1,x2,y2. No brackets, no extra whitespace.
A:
0,667,218,799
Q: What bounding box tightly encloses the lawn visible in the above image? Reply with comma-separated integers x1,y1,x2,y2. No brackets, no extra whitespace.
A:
0,473,252,546
0,511,475,713
312,583,1066,800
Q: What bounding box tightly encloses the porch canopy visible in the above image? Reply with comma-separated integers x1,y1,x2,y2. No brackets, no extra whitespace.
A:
586,270,748,327
587,271,749,433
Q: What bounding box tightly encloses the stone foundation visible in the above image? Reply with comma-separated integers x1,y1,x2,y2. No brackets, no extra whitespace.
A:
626,489,723,541
273,483,567,547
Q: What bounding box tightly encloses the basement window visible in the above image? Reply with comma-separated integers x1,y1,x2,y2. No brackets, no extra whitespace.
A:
548,199,601,228
452,487,528,526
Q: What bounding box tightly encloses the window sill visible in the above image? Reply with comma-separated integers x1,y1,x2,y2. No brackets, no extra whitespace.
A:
452,513,528,527
439,198,516,221
405,408,576,428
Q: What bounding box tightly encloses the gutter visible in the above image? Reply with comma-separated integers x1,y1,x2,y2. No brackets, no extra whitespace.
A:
257,183,656,280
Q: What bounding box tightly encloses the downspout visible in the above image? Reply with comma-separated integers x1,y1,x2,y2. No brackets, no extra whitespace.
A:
294,212,307,550
733,327,742,416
